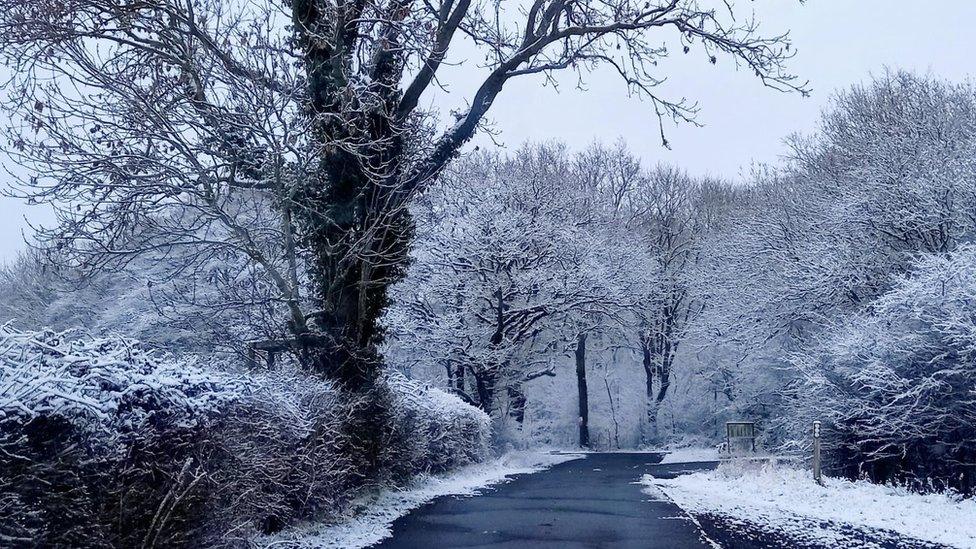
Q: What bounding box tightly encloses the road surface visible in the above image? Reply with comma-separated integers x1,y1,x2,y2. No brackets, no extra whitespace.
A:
374,452,720,549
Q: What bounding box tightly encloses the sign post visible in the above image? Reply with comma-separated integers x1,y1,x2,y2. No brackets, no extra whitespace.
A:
725,421,756,456
813,420,822,485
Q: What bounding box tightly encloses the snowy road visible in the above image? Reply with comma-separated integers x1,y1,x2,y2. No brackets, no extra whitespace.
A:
373,452,722,549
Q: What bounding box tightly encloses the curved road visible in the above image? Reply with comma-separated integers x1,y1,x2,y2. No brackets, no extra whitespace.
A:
375,452,720,549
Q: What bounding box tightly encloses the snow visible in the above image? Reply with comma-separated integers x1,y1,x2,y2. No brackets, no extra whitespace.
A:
262,451,584,548
659,447,720,464
643,461,976,548
382,371,492,471
0,325,239,439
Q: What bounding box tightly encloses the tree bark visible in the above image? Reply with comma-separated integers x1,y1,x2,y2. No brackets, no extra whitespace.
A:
507,382,526,425
453,363,465,394
576,333,589,448
641,340,655,446
653,353,674,440
473,369,495,413
289,0,415,388
474,288,504,417
641,336,675,445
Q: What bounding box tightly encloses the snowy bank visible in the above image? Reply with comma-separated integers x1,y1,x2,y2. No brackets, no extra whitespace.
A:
659,447,720,464
264,451,584,548
644,461,976,548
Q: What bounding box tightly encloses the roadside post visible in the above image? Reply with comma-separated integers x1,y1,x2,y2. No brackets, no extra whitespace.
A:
813,420,822,485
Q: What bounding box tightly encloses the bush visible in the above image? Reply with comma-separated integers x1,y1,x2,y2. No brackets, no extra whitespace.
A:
380,372,492,478
786,247,976,493
0,327,240,546
0,327,491,547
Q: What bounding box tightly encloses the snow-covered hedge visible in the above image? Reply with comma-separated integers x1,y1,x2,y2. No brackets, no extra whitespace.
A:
0,327,241,446
786,247,976,492
0,327,491,546
382,372,492,475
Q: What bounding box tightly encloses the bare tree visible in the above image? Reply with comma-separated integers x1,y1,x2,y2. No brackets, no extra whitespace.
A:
625,166,710,444
0,0,805,393
0,1,315,350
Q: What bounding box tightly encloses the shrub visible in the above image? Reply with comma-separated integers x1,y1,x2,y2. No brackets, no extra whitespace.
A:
0,327,240,546
380,372,492,478
0,327,491,547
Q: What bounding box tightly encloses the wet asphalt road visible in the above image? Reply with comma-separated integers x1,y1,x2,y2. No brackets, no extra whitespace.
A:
374,452,720,549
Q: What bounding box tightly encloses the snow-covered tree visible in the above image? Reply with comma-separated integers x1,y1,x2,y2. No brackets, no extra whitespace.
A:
0,244,298,355
690,72,976,446
622,166,713,444
0,0,805,391
384,144,651,445
786,246,976,490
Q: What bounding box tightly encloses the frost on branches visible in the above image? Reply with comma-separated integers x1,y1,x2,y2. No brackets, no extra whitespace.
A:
691,72,976,454
382,144,659,446
0,327,490,546
0,326,239,443
787,247,976,492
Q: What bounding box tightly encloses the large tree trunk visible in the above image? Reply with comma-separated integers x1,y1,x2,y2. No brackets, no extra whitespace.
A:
507,382,526,426
576,333,590,448
453,363,465,394
304,201,412,387
287,1,521,390
647,397,662,444
473,369,496,413
641,341,655,447
656,353,673,436
604,375,620,450
298,112,413,388
476,288,504,418
641,337,674,446
291,0,412,388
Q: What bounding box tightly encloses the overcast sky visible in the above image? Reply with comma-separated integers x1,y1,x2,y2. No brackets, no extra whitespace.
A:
2,0,975,262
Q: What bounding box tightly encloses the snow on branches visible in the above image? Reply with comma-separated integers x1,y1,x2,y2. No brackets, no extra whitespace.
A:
0,327,491,545
0,325,240,444
786,246,976,491
382,144,654,433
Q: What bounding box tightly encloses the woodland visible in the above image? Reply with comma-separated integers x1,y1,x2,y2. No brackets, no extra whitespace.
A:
0,0,973,545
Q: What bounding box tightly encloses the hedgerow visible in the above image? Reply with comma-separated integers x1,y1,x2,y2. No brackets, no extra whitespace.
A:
0,326,490,547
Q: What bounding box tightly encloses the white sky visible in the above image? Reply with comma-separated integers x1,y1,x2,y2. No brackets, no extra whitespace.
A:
2,0,975,262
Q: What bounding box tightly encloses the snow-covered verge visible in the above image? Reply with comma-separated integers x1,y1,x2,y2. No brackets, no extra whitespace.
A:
660,446,720,464
262,451,583,548
0,326,491,547
644,460,976,548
